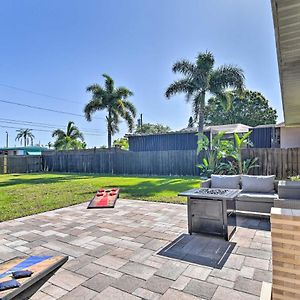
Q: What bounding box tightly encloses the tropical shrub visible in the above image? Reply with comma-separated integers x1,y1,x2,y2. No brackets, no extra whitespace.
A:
289,175,300,181
196,131,259,177
113,137,129,150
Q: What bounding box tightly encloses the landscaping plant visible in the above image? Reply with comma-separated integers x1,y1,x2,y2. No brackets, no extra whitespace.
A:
196,131,259,177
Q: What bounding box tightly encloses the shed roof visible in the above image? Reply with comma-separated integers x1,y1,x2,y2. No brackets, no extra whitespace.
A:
180,123,251,134
128,123,251,137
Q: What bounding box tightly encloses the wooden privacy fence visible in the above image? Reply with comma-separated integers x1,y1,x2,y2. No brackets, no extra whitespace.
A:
1,148,300,178
0,155,42,174
42,149,201,176
241,148,300,179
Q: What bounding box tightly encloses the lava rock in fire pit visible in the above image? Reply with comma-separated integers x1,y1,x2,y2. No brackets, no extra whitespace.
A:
195,188,229,195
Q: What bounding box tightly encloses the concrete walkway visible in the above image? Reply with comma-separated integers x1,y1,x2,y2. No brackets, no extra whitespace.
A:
0,200,272,299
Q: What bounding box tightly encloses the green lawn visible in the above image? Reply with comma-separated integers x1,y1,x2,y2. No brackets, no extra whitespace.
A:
0,173,201,222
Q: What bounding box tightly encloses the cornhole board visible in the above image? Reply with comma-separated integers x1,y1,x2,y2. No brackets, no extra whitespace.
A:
0,256,68,300
87,188,120,209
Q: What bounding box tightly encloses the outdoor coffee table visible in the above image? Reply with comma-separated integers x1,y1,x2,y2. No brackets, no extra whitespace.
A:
179,188,241,240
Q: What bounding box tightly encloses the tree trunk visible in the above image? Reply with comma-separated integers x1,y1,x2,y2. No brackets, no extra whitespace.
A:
108,130,112,149
198,110,204,134
197,91,206,137
107,110,112,149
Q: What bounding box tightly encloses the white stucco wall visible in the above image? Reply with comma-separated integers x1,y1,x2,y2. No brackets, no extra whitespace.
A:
7,150,26,155
280,127,300,148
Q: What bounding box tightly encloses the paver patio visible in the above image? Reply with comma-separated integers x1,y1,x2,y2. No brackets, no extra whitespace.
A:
0,199,272,299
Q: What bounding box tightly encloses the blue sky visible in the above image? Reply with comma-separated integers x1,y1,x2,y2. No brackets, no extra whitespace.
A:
0,0,282,147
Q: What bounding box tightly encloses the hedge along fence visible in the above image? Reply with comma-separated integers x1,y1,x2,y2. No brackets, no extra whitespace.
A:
1,148,300,179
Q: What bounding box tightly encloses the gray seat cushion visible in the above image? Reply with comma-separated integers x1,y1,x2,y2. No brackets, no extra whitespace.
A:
241,175,275,193
237,192,278,203
211,175,240,189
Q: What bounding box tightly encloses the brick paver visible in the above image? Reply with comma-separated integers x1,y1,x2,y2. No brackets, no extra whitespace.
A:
0,199,271,299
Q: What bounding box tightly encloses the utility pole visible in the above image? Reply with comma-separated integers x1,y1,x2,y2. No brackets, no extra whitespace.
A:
5,131,8,148
137,113,143,132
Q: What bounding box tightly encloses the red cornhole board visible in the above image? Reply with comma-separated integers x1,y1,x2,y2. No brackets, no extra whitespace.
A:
87,188,120,209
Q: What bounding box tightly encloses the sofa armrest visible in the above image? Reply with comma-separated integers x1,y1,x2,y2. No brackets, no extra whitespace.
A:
201,179,211,188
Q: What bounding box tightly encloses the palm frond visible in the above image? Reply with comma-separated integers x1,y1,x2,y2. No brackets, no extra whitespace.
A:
209,65,245,93
86,84,101,93
215,91,234,111
115,87,133,99
52,129,66,138
66,121,75,135
165,79,194,98
172,59,195,76
122,100,137,118
102,74,114,93
123,111,135,132
69,125,84,141
84,98,103,121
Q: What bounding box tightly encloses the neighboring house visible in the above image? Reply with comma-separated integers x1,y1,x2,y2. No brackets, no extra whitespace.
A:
251,123,300,148
250,124,280,148
128,123,251,152
0,146,47,156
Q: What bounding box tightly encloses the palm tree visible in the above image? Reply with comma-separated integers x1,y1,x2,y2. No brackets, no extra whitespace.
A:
15,129,34,146
166,51,245,135
84,74,136,148
52,121,84,150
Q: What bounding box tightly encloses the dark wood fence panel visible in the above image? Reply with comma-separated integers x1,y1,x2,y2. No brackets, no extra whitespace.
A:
42,151,111,174
0,155,42,174
43,149,201,176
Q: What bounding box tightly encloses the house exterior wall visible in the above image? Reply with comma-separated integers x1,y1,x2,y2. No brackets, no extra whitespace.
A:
128,132,210,152
280,127,300,148
0,150,25,155
250,127,272,148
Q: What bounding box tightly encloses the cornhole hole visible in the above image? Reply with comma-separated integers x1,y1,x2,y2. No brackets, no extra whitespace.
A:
0,255,68,300
87,188,120,209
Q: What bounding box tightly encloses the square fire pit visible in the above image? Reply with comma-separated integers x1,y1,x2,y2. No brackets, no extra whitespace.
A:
179,188,241,240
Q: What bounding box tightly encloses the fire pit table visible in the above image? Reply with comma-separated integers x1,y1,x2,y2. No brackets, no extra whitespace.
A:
179,188,241,240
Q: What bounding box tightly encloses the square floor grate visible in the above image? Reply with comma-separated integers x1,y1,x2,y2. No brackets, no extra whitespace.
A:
157,234,236,269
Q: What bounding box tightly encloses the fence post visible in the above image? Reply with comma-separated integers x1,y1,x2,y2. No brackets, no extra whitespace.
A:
3,155,7,174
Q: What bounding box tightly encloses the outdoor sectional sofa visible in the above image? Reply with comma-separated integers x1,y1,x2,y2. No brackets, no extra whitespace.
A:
201,175,278,214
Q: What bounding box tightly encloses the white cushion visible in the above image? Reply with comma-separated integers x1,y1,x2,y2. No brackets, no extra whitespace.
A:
241,175,275,193
211,175,240,189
